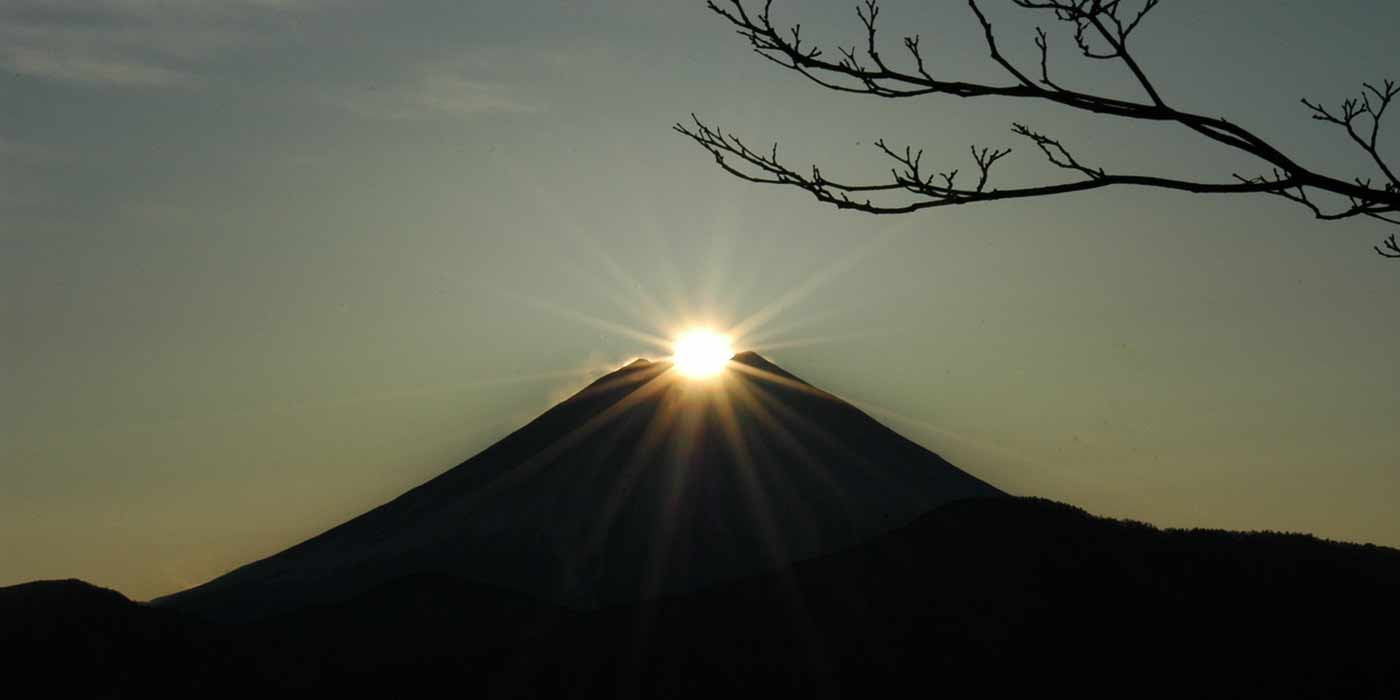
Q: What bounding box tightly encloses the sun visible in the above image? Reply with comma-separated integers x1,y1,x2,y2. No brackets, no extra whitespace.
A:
672,329,735,379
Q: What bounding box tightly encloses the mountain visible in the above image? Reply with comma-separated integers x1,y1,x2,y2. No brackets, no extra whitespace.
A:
496,498,1400,699
17,498,1397,697
1,574,572,697
155,351,1002,622
241,573,574,693
0,579,244,697
13,353,1399,696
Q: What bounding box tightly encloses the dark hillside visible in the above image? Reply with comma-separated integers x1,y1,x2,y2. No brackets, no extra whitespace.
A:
495,497,1400,699
8,499,1398,698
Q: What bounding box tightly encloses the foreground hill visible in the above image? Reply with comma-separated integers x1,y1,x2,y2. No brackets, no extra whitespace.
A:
11,498,1395,697
157,353,1002,622
499,497,1400,698
0,579,242,697
1,574,570,698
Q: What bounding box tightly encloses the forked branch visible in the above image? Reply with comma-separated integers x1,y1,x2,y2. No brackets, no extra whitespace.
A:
680,0,1400,258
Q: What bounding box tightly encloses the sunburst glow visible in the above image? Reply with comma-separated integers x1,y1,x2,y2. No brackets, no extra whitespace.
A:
672,329,734,378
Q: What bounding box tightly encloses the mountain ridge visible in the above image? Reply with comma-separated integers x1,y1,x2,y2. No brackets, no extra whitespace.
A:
13,496,1400,697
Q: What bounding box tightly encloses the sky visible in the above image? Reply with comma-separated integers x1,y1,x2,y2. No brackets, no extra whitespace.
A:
3,0,1398,600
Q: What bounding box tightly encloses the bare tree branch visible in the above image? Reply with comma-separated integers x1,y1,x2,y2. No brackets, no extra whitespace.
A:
682,0,1400,259
1378,234,1400,258
1303,79,1400,190
675,114,1298,216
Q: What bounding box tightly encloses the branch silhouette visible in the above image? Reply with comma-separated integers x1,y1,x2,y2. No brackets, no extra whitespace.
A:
675,0,1400,258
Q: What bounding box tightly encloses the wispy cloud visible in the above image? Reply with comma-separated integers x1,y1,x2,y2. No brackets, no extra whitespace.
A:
0,0,330,87
330,64,540,121
4,46,194,87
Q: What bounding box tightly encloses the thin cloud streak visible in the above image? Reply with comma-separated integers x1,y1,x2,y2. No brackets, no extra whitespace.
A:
4,46,193,87
0,0,332,87
329,70,538,120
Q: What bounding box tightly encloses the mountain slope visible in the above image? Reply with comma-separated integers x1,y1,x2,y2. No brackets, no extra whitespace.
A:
496,497,1400,699
157,352,1002,621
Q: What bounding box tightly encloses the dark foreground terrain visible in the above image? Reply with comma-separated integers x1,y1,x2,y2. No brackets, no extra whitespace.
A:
5,497,1398,699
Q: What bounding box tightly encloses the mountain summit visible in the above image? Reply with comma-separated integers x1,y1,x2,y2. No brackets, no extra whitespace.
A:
156,352,1002,621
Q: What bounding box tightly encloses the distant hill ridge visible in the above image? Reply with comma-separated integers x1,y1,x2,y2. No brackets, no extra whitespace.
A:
6,496,1400,697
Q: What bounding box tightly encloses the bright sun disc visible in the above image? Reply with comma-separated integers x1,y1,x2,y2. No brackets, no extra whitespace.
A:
672,330,734,378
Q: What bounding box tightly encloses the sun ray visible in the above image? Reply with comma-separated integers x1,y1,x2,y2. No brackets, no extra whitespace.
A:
739,376,929,516
712,386,791,567
735,305,848,349
722,377,857,528
574,381,686,581
645,232,695,324
554,385,677,595
839,396,1041,472
501,290,674,352
451,367,674,507
725,360,835,401
710,232,769,331
70,364,633,437
710,385,826,669
698,231,737,321
553,260,661,332
746,328,896,354
739,366,924,515
566,361,667,401
726,217,916,341
578,239,679,332
641,385,706,601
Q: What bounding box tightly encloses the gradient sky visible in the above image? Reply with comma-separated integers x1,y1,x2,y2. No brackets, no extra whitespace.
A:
3,0,1398,600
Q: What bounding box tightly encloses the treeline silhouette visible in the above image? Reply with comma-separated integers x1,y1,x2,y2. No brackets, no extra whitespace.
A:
5,497,1398,698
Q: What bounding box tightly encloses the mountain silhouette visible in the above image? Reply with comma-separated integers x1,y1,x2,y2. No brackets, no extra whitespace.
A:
495,498,1400,699
156,351,1002,621
14,498,1399,698
0,579,245,696
12,353,1400,697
